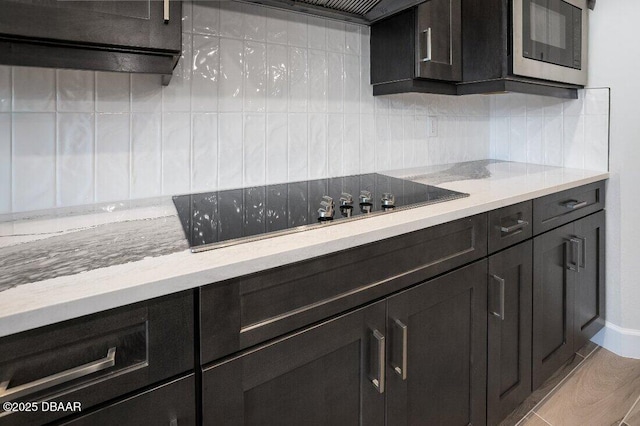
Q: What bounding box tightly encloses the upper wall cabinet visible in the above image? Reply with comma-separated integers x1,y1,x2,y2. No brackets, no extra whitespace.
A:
370,0,461,96
0,0,182,84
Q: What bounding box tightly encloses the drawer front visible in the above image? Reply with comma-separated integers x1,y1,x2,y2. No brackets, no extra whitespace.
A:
488,201,533,254
533,181,606,235
200,214,488,364
0,291,194,426
60,375,196,426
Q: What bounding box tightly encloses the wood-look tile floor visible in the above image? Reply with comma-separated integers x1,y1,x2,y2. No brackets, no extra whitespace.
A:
516,346,640,426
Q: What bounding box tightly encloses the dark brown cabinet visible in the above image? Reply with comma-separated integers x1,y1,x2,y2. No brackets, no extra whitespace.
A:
370,0,461,95
386,260,487,426
0,0,181,84
532,211,605,389
487,241,533,426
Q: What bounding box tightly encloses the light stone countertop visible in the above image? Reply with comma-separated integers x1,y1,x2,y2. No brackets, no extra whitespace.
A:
0,160,609,338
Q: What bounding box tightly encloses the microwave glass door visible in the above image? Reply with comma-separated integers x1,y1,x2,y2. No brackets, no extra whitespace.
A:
522,0,582,70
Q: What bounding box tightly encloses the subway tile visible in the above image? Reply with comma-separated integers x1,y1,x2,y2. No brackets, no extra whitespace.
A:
307,16,327,51
131,74,162,113
585,88,610,116
389,94,406,115
57,113,95,206
563,90,585,116
327,114,344,177
219,2,244,39
182,0,193,34
509,116,527,162
388,115,404,169
492,116,510,161
163,33,192,112
12,113,56,211
57,70,95,112
191,113,218,191
288,47,308,113
345,24,361,55
191,35,219,112
544,98,564,116
403,115,416,168
96,72,130,113
266,113,288,184
525,95,546,117
360,114,375,173
343,114,360,175
288,113,308,181
543,115,564,167
0,66,11,112
287,12,307,47
162,113,191,194
374,96,389,115
308,49,327,113
266,8,288,44
563,115,585,169
244,41,267,112
218,113,243,189
375,114,390,171
526,116,544,164
96,114,130,202
326,20,346,53
242,3,267,42
344,55,360,114
327,52,344,113
13,67,55,112
360,56,374,114
584,114,609,171
131,113,162,198
308,113,327,179
219,38,244,112
360,26,370,56
244,113,266,186
192,1,220,36
0,114,10,212
266,44,288,112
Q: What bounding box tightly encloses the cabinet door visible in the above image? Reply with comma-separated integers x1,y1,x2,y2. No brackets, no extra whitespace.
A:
202,301,386,426
574,211,606,350
416,0,462,81
0,0,181,52
532,222,575,390
487,242,533,426
386,260,487,426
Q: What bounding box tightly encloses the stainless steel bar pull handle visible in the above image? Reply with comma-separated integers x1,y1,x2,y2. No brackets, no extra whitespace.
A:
499,219,529,234
420,28,432,62
489,275,506,320
565,238,582,272
563,200,588,210
164,0,170,23
392,319,408,380
370,329,385,393
0,347,116,403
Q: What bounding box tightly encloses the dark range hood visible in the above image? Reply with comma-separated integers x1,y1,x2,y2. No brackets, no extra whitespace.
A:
236,0,426,24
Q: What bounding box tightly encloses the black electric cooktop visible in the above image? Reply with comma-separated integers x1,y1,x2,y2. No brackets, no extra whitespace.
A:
172,173,468,252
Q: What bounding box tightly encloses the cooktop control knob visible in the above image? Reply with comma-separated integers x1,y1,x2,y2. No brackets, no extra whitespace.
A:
359,190,373,205
340,192,354,207
381,192,395,207
318,196,335,220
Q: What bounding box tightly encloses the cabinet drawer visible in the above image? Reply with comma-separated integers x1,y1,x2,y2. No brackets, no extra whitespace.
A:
200,214,488,364
0,291,194,426
533,181,605,235
60,375,196,426
488,201,533,254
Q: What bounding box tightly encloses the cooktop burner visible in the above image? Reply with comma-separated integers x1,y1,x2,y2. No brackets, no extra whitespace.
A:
172,173,468,252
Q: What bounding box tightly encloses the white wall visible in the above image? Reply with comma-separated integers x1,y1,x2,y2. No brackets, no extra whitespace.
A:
588,2,640,337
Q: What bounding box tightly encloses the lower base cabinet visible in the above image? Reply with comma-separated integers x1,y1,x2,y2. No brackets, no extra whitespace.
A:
487,241,533,426
202,260,488,426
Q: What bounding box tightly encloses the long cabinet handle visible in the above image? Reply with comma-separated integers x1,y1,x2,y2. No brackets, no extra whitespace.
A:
563,200,588,210
577,235,587,269
489,275,505,320
391,319,408,380
164,0,170,23
499,219,529,234
565,238,582,272
420,28,432,62
0,347,116,403
370,329,385,394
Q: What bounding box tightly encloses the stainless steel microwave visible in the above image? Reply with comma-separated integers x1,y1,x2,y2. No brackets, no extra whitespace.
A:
512,0,588,85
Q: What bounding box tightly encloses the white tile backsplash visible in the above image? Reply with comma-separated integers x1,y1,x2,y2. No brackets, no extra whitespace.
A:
1,2,608,214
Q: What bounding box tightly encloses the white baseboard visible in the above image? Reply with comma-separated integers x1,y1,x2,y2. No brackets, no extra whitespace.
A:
591,321,640,359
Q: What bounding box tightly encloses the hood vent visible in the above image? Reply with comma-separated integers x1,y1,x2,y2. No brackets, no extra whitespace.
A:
237,0,425,24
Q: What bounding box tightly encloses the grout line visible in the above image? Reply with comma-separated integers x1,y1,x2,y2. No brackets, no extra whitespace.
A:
533,412,553,426
621,392,640,424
